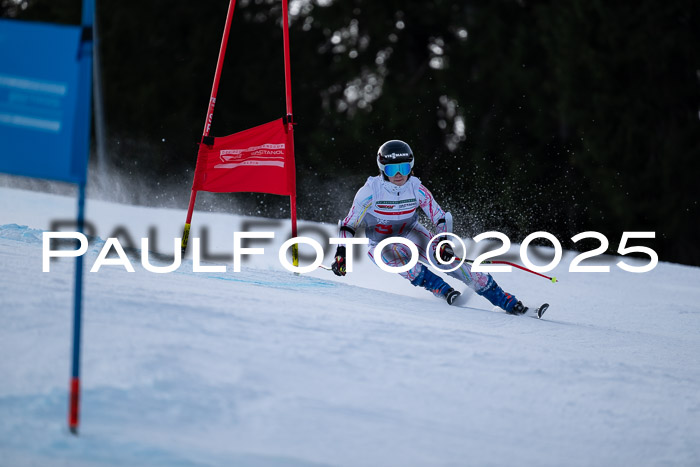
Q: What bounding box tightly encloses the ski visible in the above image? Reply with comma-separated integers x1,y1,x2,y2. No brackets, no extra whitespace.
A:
533,303,549,319
507,302,549,319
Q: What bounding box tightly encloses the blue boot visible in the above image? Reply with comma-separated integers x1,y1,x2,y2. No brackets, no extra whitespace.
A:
477,276,524,313
411,267,461,305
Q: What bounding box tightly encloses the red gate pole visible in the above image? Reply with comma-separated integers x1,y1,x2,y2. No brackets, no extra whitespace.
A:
182,0,237,255
281,0,298,267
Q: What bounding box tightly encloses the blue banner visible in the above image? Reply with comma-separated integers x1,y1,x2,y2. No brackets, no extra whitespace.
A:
0,19,90,184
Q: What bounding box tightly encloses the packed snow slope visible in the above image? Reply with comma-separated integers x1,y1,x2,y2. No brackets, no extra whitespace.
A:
1,186,699,467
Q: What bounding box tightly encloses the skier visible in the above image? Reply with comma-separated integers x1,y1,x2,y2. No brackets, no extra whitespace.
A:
331,139,529,314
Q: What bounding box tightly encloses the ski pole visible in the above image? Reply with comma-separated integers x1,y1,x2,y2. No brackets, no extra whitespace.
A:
456,257,558,283
319,260,557,282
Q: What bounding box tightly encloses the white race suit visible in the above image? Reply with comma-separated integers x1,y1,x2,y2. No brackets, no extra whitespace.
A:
338,175,491,293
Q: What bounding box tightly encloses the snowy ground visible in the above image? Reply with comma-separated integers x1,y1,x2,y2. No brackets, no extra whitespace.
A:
1,185,699,466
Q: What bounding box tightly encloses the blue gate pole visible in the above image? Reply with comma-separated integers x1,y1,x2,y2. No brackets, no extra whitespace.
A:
69,182,86,434
68,0,94,435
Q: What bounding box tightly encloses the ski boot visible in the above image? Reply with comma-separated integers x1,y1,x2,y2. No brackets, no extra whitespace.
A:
507,301,528,315
411,267,461,305
477,277,524,314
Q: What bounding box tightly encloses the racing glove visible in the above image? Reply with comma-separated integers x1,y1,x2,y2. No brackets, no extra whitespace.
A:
331,246,347,276
436,238,456,263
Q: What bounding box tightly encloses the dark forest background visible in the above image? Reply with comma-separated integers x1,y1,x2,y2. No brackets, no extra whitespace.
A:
2,0,699,265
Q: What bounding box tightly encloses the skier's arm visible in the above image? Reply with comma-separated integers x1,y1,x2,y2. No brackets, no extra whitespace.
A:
417,184,448,234
338,183,373,242
417,184,456,262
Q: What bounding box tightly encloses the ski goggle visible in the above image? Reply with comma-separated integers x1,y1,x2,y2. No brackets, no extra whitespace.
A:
382,162,412,177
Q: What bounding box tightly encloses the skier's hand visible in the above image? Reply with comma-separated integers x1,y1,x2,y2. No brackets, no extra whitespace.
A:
436,238,455,264
331,245,347,276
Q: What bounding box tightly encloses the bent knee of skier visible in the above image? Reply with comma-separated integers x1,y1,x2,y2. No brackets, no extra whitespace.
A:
446,263,492,292
368,243,422,281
